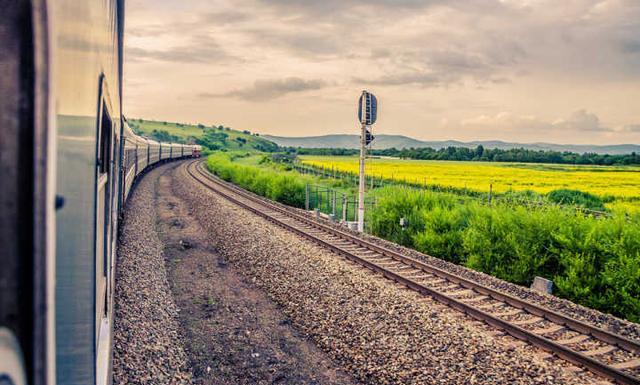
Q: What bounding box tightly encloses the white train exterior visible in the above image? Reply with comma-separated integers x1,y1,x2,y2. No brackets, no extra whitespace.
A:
0,1,200,384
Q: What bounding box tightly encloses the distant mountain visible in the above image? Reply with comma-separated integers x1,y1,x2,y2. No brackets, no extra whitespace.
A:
263,134,640,155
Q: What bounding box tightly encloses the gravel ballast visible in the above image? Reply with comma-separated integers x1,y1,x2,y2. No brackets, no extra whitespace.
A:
113,165,193,384
171,161,610,385
113,162,360,384
236,178,640,343
154,166,359,385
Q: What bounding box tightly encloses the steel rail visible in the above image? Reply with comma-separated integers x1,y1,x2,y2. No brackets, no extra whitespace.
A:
187,160,640,385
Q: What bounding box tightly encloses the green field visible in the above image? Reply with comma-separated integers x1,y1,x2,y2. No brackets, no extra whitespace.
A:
300,155,640,213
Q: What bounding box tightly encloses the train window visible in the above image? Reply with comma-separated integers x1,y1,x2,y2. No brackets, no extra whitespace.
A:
98,101,112,174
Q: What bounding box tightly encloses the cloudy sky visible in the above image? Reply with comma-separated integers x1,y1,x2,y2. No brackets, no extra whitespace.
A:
124,0,640,144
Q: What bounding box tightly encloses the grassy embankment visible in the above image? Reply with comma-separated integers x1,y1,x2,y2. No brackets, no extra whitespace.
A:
208,152,640,322
129,118,278,153
207,152,355,208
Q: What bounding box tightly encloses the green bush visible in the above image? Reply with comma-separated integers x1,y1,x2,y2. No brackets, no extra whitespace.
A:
463,206,565,285
368,187,461,247
207,153,311,209
547,189,605,211
369,186,640,321
413,204,472,264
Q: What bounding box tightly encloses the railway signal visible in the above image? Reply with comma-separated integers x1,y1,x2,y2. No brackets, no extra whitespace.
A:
357,90,378,232
358,91,377,125
365,129,374,145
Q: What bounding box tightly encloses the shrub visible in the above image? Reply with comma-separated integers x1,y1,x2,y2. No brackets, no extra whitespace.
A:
206,153,311,209
463,206,566,285
547,189,605,211
413,204,473,264
150,129,182,143
369,186,640,321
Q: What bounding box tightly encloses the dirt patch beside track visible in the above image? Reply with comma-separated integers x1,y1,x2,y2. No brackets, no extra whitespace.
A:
155,163,358,385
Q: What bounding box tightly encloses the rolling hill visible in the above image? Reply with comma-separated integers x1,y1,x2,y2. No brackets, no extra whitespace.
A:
129,119,278,152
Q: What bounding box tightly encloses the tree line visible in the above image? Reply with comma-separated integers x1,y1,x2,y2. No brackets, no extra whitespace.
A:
290,145,640,165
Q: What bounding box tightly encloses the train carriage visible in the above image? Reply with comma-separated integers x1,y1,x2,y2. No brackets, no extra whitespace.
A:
161,142,172,160
148,139,161,165
173,143,182,159
122,134,138,202
192,145,203,158
135,136,149,173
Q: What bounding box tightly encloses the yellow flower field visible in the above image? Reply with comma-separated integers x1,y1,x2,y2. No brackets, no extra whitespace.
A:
299,156,640,212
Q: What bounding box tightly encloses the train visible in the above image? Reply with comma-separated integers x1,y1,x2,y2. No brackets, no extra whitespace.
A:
0,1,199,384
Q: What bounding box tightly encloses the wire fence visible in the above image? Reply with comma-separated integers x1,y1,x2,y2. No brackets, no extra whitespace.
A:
291,161,612,218
304,183,377,226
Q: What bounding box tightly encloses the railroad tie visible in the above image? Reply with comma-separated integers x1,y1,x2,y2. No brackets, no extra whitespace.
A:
611,358,640,370
512,316,544,326
439,283,461,292
445,289,475,298
403,273,432,280
555,334,590,345
476,301,503,311
460,295,489,304
493,308,523,317
376,261,404,268
421,278,447,286
531,324,565,335
582,345,617,357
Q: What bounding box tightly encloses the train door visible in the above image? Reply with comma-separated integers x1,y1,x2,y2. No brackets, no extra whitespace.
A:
95,83,114,345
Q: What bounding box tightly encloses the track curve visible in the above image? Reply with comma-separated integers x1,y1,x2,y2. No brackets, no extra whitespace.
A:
186,159,640,385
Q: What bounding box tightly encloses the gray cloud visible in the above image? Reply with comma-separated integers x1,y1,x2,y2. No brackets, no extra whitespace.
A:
622,124,640,132
201,10,251,24
126,36,235,64
462,110,614,133
354,45,523,87
200,77,327,101
255,0,481,17
354,71,443,87
622,40,640,54
242,27,343,57
553,110,611,132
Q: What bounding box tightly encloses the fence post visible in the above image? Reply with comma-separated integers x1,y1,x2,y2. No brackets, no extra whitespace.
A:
305,184,310,210
326,189,330,213
342,194,347,222
488,183,493,205
355,194,359,222
332,190,336,216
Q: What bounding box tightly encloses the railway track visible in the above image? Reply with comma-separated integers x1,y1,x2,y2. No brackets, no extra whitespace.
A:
186,159,640,385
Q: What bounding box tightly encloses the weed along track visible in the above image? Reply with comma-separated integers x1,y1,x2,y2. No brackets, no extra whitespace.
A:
186,159,640,385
